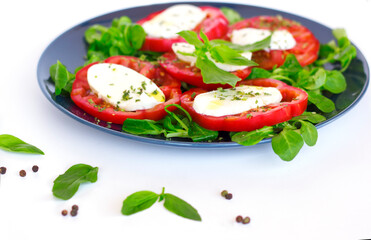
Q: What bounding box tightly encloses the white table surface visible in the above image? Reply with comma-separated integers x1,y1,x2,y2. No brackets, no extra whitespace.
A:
1,0,370,239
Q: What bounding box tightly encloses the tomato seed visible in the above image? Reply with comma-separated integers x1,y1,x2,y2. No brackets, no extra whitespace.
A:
32,165,39,173
61,210,68,216
19,170,26,177
0,167,6,175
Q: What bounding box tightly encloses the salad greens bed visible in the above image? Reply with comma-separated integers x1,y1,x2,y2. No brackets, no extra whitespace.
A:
49,8,357,161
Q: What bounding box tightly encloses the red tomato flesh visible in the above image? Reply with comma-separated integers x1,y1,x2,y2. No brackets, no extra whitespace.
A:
228,16,320,69
180,78,308,132
137,6,229,52
70,56,181,124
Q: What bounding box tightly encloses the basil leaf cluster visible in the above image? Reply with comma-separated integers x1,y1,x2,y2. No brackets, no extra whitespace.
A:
121,187,201,221
232,112,326,161
122,104,218,142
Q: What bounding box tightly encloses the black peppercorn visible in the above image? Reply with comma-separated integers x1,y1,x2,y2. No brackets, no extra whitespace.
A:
236,215,243,223
225,193,233,200
0,166,6,175
32,165,39,173
61,210,68,216
221,190,228,197
70,210,78,217
72,205,79,211
242,216,251,224
19,170,26,177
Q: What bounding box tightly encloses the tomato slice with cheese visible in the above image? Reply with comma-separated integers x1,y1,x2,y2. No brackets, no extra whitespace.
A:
137,5,229,52
70,56,181,124
228,16,320,69
180,78,308,132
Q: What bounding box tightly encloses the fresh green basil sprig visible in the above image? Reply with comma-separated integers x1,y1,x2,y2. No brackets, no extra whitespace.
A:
122,104,218,142
231,112,326,161
52,164,98,200
177,30,267,87
122,187,201,221
0,134,44,155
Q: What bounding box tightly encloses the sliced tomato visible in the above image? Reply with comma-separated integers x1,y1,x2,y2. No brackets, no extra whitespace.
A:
180,78,308,132
228,16,320,69
159,52,252,90
70,56,181,124
137,6,229,52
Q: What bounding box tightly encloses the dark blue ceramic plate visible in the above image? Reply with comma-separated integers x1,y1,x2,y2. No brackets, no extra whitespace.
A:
37,2,369,148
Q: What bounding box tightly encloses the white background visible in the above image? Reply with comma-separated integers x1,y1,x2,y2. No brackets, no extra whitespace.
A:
0,0,370,239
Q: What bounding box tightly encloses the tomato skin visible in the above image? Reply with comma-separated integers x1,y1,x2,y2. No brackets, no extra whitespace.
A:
70,56,181,124
228,16,320,69
159,52,252,90
137,6,229,52
180,79,308,132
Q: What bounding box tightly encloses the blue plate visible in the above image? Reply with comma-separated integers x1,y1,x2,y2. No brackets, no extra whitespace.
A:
37,2,369,148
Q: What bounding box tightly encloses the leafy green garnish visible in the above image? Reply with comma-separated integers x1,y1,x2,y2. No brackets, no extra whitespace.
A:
177,30,258,87
52,164,98,200
85,16,146,62
121,187,201,221
49,61,75,95
122,104,218,142
315,28,357,72
232,112,325,161
0,134,44,155
220,7,243,25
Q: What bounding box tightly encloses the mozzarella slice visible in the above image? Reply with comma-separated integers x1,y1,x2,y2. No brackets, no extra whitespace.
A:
231,28,271,46
193,86,282,117
172,42,252,72
231,28,296,50
142,4,207,39
87,63,165,112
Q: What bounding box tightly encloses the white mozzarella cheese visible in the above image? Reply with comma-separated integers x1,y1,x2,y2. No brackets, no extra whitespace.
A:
231,28,296,50
193,86,282,117
172,42,252,72
142,4,207,39
87,63,165,112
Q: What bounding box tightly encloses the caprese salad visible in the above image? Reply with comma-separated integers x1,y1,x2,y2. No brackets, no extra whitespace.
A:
49,4,357,160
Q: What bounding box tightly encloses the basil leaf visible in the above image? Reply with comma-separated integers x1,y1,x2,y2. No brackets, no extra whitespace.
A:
163,193,201,221
209,45,258,66
297,68,326,90
122,119,165,135
211,35,271,53
324,70,347,94
307,91,335,113
0,134,44,155
299,121,318,146
231,126,275,146
177,30,204,48
50,61,75,95
52,164,98,200
121,191,159,215
220,7,243,25
247,67,272,79
188,122,218,142
196,57,240,87
272,129,304,161
290,112,326,124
